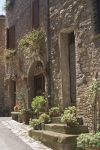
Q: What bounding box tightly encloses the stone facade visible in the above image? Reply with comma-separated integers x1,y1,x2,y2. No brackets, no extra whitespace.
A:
6,0,100,130
0,15,6,108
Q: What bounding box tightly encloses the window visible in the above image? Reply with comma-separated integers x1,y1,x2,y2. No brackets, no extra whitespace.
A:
92,0,100,33
7,25,15,49
32,0,39,29
59,30,76,106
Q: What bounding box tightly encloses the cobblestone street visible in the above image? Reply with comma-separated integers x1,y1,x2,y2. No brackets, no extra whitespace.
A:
0,117,52,150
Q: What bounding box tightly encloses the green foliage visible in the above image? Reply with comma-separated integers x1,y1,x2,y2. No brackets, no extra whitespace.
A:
29,119,41,130
49,107,60,117
87,79,100,104
77,132,100,150
16,87,27,109
4,49,16,61
31,96,47,114
65,106,77,115
19,29,45,51
4,0,15,10
61,106,79,127
39,113,51,124
20,108,30,115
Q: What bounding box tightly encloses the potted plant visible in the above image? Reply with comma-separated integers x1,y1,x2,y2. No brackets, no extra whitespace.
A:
20,108,31,124
77,132,100,150
29,119,41,130
49,107,61,117
61,106,79,127
39,113,51,124
31,96,47,117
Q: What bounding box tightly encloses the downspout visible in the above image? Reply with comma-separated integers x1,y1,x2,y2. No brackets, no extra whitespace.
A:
46,0,52,107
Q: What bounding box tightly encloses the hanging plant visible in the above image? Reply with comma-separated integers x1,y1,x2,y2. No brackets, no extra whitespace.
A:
4,49,16,61
18,29,45,52
86,78,100,132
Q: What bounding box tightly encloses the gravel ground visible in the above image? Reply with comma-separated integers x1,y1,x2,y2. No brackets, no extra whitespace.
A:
1,118,52,150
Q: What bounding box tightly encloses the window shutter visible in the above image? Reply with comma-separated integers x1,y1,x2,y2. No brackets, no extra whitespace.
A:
32,0,39,29
92,0,100,33
7,26,15,49
7,28,9,49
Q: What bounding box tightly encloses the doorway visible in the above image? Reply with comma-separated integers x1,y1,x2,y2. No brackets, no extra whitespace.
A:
60,31,76,107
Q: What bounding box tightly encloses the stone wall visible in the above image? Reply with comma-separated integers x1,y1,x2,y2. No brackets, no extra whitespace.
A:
49,0,100,130
6,0,100,130
6,0,48,109
0,15,6,108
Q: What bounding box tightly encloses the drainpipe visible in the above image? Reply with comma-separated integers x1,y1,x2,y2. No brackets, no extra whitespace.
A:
46,0,52,107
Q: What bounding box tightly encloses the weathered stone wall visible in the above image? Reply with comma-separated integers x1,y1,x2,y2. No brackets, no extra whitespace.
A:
6,0,100,129
6,0,48,109
0,15,6,108
49,0,100,130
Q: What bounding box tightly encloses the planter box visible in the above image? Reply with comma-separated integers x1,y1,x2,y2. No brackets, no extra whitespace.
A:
11,112,20,121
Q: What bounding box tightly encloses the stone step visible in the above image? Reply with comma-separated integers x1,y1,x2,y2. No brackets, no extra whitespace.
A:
51,117,61,124
44,124,88,134
29,129,77,150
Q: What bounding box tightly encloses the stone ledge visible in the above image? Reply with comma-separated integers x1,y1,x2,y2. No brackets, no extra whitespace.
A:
29,130,77,150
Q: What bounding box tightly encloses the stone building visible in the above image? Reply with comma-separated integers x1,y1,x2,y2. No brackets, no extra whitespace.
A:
6,0,100,130
0,15,6,109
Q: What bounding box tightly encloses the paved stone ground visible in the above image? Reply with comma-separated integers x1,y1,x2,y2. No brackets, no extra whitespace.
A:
0,117,52,150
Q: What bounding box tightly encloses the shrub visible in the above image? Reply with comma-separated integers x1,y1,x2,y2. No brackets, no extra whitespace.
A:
49,107,60,117
77,132,100,150
29,119,41,130
31,96,47,114
65,106,77,115
61,106,79,127
39,113,51,124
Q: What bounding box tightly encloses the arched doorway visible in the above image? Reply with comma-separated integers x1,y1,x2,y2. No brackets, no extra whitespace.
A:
27,61,45,107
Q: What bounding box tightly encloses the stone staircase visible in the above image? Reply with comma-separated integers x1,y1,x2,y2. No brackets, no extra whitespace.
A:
29,117,88,150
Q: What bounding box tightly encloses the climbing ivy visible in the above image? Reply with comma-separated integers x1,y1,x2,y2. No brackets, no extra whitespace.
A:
18,29,45,52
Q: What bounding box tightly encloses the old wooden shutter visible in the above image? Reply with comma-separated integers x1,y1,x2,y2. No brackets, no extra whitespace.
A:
92,0,100,33
7,28,9,49
68,32,76,105
32,0,39,29
7,26,15,49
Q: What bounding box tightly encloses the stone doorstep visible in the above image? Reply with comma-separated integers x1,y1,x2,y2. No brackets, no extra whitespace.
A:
29,130,77,150
44,124,89,134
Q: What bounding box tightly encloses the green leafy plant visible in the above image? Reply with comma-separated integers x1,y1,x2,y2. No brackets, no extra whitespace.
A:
49,107,61,117
4,49,16,61
19,29,45,51
39,113,51,124
86,79,100,132
29,119,41,130
16,87,27,109
31,96,47,115
61,106,79,127
77,132,100,150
